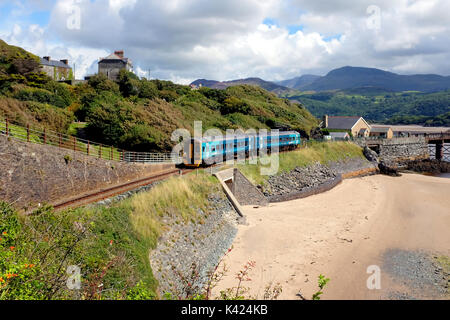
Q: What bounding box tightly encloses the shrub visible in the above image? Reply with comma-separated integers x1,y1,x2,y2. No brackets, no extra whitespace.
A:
0,202,158,300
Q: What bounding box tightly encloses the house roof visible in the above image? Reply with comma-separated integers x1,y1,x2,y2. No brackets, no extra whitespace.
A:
40,58,71,69
99,53,131,64
327,116,362,130
329,132,349,138
370,127,391,133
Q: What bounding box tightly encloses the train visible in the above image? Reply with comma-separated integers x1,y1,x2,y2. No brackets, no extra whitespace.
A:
183,131,301,167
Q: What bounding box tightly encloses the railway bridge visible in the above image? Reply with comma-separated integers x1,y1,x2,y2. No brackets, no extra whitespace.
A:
425,133,450,161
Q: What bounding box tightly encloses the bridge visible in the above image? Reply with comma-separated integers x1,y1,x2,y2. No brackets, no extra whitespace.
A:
424,133,450,161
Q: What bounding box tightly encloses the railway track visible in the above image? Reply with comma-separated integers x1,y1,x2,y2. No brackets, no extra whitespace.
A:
51,168,195,212
47,147,300,212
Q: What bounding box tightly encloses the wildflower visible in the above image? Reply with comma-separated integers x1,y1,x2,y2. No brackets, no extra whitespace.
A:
29,264,35,268
109,240,113,246
0,277,4,283
9,246,15,251
2,232,6,236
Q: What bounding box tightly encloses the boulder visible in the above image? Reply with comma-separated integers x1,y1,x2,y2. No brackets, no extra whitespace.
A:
363,146,379,163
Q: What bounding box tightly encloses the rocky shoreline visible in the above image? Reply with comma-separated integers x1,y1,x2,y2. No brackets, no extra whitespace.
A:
261,157,378,199
403,159,450,174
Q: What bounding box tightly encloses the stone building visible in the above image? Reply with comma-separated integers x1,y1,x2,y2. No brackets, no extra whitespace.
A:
40,56,73,81
369,126,394,139
98,50,133,81
323,115,371,138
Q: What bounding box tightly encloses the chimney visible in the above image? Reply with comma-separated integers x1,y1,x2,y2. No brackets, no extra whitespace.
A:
60,59,69,65
114,50,124,58
43,56,51,61
323,115,329,128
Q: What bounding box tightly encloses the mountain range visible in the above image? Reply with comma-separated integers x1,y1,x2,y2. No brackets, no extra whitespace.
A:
191,77,294,95
192,66,450,93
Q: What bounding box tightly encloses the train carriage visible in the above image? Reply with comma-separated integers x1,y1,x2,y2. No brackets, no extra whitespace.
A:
183,131,301,167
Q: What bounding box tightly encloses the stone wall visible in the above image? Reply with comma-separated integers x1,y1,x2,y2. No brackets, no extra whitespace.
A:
268,175,343,203
379,138,429,162
0,135,174,210
355,137,430,162
150,192,239,298
232,168,268,206
263,157,378,203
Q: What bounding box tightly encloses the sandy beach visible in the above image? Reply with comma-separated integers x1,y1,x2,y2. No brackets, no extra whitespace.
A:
214,173,450,300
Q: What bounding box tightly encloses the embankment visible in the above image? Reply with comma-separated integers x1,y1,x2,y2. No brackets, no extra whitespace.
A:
0,135,173,210
237,142,378,204
150,192,239,298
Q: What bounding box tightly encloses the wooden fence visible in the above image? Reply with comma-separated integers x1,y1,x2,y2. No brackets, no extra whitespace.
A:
0,118,179,164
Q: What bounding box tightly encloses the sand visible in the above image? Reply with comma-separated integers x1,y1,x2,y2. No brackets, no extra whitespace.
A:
213,173,450,300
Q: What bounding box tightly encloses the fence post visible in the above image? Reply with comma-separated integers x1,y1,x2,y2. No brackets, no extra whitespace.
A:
59,134,62,147
43,128,46,144
87,141,90,156
5,118,9,136
99,144,102,159
110,147,113,160
27,124,30,142
73,137,76,152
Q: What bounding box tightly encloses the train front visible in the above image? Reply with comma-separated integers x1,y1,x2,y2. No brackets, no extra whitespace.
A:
183,137,203,167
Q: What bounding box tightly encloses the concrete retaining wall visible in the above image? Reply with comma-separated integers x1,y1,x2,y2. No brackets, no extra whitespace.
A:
232,168,268,206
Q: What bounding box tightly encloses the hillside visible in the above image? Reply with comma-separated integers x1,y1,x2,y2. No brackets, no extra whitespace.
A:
300,66,450,92
0,40,318,152
276,75,321,90
191,77,295,95
292,89,450,126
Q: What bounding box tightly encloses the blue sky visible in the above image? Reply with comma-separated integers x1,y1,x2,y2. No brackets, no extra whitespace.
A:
1,0,449,83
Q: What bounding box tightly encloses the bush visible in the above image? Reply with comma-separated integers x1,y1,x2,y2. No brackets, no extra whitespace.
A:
138,80,158,100
220,97,250,115
88,73,120,94
0,202,158,300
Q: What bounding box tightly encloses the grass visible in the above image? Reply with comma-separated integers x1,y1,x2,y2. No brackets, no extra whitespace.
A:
67,122,87,136
238,141,365,185
0,170,222,300
1,120,122,161
434,256,450,294
120,170,220,244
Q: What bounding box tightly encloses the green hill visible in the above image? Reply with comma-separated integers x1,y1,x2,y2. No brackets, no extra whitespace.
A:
291,89,450,126
0,39,318,152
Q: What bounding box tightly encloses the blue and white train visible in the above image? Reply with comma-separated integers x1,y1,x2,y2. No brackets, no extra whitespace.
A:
183,131,301,167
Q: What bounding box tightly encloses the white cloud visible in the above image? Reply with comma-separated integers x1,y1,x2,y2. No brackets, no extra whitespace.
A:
1,0,449,82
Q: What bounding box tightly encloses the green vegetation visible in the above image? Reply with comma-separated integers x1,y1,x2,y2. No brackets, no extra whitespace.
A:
290,90,450,126
434,256,450,294
1,39,319,152
238,141,364,186
312,274,330,300
0,171,219,300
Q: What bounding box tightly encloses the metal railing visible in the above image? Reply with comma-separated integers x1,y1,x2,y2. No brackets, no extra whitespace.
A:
0,118,179,164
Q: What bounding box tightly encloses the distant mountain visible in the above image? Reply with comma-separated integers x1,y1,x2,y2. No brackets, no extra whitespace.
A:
191,77,294,95
276,75,321,90
301,66,450,92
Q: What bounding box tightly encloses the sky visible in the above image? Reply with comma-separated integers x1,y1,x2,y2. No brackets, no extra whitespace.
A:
1,0,449,84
